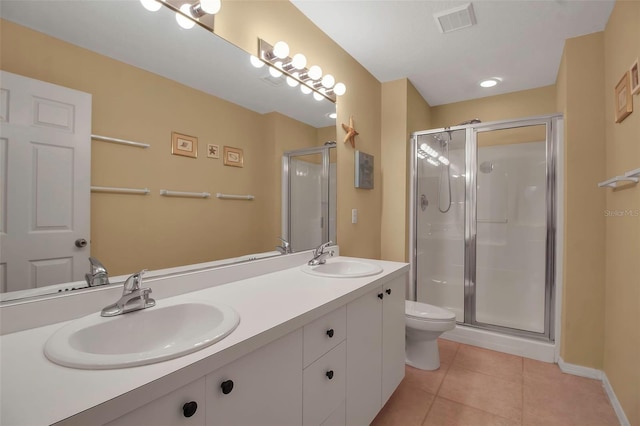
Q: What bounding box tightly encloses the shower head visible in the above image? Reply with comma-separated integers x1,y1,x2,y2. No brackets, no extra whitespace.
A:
479,161,494,173
456,118,481,126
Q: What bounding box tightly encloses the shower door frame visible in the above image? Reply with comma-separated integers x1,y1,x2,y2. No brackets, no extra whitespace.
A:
409,114,561,342
281,145,335,251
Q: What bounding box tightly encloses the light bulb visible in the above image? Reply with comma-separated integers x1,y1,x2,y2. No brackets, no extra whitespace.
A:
333,82,346,96
329,112,337,119
300,84,312,95
273,41,290,59
286,76,299,87
313,91,324,101
140,0,162,12
176,4,196,29
274,61,284,70
200,0,221,14
250,55,264,68
268,66,283,78
308,65,322,81
321,74,335,89
291,53,307,70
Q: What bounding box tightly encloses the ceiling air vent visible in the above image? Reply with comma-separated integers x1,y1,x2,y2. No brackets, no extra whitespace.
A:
434,3,477,33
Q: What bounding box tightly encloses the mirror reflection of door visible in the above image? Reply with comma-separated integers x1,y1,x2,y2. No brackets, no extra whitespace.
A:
283,146,336,252
0,71,91,293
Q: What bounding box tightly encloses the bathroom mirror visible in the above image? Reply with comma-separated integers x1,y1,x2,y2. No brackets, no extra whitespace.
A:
0,1,336,302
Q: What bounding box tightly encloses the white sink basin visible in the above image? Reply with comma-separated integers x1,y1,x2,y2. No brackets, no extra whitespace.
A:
302,258,383,278
44,299,240,369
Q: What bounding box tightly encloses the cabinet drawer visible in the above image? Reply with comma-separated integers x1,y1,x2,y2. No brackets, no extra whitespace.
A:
303,305,346,367
105,377,205,426
303,341,346,426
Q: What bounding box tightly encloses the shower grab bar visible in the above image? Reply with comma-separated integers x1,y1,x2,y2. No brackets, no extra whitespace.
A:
216,193,255,200
91,186,151,195
91,134,150,148
160,189,211,198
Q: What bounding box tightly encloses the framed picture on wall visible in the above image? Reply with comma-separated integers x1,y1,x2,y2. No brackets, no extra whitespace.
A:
630,58,640,96
207,144,220,159
223,146,244,167
614,71,633,123
355,150,374,189
171,132,198,158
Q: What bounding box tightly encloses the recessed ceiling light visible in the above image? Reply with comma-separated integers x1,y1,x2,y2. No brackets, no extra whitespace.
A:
480,78,502,88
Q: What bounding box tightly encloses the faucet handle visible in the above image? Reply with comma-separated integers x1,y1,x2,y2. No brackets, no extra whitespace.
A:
85,257,110,287
315,241,334,255
88,257,107,274
277,237,292,254
123,269,147,294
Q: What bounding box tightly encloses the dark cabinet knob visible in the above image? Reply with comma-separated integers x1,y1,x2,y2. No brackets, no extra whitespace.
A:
182,401,198,418
386,288,391,295
221,380,234,395
326,329,334,338
378,293,384,299
326,370,334,380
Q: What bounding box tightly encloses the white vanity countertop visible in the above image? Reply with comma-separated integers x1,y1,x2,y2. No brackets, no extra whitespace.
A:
0,256,408,426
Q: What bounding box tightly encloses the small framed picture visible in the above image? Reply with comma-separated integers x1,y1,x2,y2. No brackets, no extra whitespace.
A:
614,71,633,123
630,58,639,96
223,146,244,167
355,150,374,189
171,132,198,158
207,144,220,159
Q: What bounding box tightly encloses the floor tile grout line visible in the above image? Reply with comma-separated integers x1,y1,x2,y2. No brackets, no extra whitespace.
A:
447,363,524,385
434,395,522,425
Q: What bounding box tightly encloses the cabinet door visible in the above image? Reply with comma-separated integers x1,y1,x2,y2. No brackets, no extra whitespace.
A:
303,341,346,426
105,377,205,426
346,286,383,426
382,275,407,404
205,329,303,426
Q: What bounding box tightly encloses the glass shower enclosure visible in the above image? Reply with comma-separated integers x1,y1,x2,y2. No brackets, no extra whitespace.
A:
282,145,336,253
409,115,561,341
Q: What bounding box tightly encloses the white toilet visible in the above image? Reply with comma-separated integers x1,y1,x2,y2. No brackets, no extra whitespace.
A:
405,300,456,370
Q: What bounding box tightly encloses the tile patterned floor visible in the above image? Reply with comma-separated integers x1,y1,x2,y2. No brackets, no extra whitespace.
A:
372,339,619,426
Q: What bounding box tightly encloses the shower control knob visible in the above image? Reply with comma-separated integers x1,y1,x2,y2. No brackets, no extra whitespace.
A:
182,401,198,418
326,329,334,338
386,289,391,295
378,293,384,299
220,380,234,395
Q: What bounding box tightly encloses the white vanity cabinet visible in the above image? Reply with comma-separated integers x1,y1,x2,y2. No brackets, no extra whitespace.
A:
205,329,303,426
105,377,206,426
345,275,406,425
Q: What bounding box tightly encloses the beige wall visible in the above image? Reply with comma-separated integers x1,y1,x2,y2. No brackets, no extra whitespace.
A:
215,1,383,259
380,79,431,262
603,1,640,424
0,19,322,275
430,85,557,128
555,31,607,370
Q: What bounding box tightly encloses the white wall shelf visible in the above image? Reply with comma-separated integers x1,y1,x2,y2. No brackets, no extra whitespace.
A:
598,167,640,188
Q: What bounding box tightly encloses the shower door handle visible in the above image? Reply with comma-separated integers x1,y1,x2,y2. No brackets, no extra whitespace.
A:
420,194,428,211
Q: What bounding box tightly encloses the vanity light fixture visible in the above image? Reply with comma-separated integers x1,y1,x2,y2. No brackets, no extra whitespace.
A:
256,38,346,102
140,0,219,32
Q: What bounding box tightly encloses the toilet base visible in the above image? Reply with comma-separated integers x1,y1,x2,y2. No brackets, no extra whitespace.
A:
405,337,441,371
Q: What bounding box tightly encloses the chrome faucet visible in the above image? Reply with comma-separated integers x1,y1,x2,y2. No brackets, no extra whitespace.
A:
308,241,335,266
101,269,155,317
85,257,110,287
276,237,292,255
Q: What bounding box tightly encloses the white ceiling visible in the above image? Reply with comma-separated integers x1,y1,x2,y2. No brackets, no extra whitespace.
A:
291,0,615,106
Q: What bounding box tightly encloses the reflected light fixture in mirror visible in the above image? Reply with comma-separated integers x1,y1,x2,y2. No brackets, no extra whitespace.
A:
256,38,346,102
140,0,219,32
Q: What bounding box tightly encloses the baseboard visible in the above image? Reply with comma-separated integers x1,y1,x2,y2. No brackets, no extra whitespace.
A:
558,357,629,426
602,373,631,426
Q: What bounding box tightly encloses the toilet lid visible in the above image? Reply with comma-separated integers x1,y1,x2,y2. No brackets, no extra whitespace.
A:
405,300,456,321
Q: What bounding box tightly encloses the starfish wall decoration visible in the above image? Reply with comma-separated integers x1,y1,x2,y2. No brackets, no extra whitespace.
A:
341,116,359,148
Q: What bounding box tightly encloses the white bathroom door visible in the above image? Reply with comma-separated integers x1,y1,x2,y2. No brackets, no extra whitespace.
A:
0,71,92,293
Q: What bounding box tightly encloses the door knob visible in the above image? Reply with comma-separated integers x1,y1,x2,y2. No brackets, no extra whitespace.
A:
75,238,88,248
